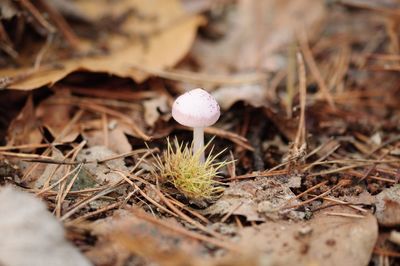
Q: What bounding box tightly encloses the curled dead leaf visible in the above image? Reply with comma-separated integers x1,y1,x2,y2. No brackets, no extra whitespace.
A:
1,0,203,90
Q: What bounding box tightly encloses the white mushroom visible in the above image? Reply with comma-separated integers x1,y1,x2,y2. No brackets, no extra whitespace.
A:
172,88,220,163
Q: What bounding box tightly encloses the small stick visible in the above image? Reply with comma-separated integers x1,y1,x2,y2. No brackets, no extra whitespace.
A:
282,181,328,209
113,171,177,218
166,196,210,224
320,196,368,213
373,247,400,258
56,140,86,218
114,170,225,240
22,148,156,165
221,202,243,223
80,102,151,141
102,113,109,148
36,164,82,196
36,0,81,49
226,169,288,181
18,0,56,34
176,125,254,151
0,143,64,151
67,201,122,225
0,151,53,160
284,181,348,210
60,181,124,221
325,212,365,219
298,27,336,109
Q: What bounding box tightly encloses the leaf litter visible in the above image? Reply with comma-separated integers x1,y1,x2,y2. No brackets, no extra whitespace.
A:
1,0,400,265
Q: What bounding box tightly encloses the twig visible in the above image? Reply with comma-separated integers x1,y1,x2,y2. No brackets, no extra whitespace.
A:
282,181,328,209
56,140,86,218
60,181,125,221
220,202,243,223
166,195,210,224
37,164,80,196
22,148,156,165
113,171,178,218
114,170,225,240
79,101,151,141
102,113,109,148
294,52,307,150
319,196,368,213
34,33,53,70
325,212,365,218
18,0,56,34
374,247,400,258
298,28,336,108
177,125,254,151
67,201,123,225
36,0,81,49
0,143,64,151
283,180,349,210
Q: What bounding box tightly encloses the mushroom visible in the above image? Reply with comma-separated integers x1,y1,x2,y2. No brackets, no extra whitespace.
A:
172,88,220,163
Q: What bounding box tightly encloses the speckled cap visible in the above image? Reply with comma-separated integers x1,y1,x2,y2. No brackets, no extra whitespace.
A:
172,88,220,128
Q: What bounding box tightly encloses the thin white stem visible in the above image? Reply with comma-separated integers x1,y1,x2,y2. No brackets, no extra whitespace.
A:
193,127,205,163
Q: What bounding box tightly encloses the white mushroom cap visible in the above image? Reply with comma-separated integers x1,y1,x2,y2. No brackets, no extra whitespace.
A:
172,88,220,128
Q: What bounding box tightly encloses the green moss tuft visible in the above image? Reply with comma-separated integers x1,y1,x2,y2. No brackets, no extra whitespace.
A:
154,138,228,200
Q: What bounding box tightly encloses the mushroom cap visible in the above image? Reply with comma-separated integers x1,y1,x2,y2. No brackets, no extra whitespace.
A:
172,88,220,128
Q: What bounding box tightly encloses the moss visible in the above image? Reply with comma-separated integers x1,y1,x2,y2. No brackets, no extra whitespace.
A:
154,138,228,200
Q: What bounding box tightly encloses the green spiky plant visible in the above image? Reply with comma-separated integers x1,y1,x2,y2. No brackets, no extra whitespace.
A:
153,138,228,201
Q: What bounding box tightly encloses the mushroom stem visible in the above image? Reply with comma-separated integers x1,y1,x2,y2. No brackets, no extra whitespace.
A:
193,127,205,163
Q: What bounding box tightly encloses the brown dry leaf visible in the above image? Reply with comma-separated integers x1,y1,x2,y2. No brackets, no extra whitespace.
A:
1,0,203,90
87,209,206,266
77,146,129,184
192,0,325,73
211,84,267,110
34,147,65,188
6,96,42,146
340,0,400,10
205,178,302,222
36,90,79,142
82,123,132,154
143,95,170,127
235,207,378,266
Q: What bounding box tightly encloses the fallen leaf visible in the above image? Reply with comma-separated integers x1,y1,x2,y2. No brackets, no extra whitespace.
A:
36,90,79,142
82,123,132,154
6,96,42,146
204,178,303,222
1,0,203,90
77,146,129,184
192,0,325,73
211,84,267,110
143,95,170,127
0,186,91,266
86,209,205,266
235,207,378,266
34,147,65,188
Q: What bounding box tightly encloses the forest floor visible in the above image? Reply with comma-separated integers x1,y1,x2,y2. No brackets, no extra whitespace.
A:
0,0,400,265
